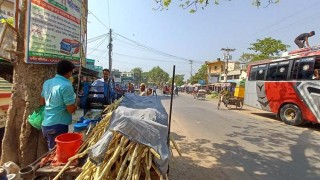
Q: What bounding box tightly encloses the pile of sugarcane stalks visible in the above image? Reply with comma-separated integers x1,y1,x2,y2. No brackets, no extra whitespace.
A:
53,99,181,180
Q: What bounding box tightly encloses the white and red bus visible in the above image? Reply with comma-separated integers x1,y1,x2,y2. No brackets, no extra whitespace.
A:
244,47,320,126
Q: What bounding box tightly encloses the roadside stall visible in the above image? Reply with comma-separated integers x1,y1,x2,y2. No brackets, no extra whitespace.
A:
19,93,179,179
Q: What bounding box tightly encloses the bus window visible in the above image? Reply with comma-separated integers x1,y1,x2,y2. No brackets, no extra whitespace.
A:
275,61,290,80
312,58,320,80
291,57,315,80
256,64,267,80
266,63,278,80
249,66,258,80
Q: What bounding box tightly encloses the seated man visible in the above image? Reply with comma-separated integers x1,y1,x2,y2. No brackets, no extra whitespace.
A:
220,88,230,103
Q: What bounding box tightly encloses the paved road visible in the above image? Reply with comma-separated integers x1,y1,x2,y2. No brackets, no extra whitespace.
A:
160,93,320,180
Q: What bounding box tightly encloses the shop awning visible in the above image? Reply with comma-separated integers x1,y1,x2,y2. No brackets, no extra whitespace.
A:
74,66,99,78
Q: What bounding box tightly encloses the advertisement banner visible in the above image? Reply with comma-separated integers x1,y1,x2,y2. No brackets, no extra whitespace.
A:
26,0,82,64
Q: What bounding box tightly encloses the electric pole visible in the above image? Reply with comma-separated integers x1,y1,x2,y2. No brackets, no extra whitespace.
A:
221,47,235,82
108,29,113,73
189,60,193,77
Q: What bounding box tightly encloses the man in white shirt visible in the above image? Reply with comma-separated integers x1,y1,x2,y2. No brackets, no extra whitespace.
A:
90,69,114,103
140,83,147,96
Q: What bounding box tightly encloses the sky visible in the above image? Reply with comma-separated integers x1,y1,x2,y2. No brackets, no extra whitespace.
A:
87,0,320,80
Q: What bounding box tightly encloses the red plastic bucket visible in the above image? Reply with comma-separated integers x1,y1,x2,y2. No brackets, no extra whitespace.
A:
55,133,82,163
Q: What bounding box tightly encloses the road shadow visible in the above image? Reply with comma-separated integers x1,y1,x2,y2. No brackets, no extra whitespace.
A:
224,121,320,179
251,112,278,120
301,122,320,131
218,107,250,111
170,132,186,141
248,113,320,131
158,95,180,100
169,134,231,180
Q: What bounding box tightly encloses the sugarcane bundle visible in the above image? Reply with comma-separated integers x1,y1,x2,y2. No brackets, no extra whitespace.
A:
53,97,181,180
53,99,122,180
76,131,167,180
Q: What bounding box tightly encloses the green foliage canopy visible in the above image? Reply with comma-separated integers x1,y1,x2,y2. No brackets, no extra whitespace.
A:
147,66,169,86
190,64,207,84
168,74,185,86
131,67,143,85
239,53,255,63
248,37,289,61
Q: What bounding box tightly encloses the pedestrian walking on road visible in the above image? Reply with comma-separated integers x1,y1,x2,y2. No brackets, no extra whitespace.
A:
40,60,78,150
152,85,157,96
294,31,315,48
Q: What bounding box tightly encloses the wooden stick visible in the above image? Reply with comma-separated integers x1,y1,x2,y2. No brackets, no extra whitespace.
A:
170,136,182,156
53,149,88,180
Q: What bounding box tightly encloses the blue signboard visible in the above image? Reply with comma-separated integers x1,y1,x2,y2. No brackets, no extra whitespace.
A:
198,80,205,85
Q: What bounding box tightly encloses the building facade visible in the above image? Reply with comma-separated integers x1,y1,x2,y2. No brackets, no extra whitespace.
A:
206,60,224,84
86,59,103,77
120,71,134,86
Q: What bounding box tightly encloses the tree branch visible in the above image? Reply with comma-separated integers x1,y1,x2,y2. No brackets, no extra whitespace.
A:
264,0,278,8
153,0,165,11
154,0,279,13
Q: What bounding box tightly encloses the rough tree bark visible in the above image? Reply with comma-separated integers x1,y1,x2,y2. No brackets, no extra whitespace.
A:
0,0,55,167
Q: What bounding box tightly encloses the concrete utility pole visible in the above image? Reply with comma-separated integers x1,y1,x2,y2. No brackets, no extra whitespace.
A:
108,29,113,73
189,60,193,77
221,48,235,82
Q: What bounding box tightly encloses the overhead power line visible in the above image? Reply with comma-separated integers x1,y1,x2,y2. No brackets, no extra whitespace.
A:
88,36,108,55
113,52,186,64
114,32,203,64
235,1,320,46
87,33,108,43
107,0,111,28
88,10,109,29
87,48,187,65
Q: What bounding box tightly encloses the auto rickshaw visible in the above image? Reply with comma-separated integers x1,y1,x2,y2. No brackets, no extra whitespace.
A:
217,80,245,109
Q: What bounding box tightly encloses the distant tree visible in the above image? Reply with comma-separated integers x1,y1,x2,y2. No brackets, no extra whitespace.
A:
239,53,255,63
190,64,207,84
168,74,185,86
248,37,289,61
131,67,143,85
148,66,169,86
141,72,149,85
155,0,279,13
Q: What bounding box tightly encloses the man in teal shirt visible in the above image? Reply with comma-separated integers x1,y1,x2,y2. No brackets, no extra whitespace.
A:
40,60,78,150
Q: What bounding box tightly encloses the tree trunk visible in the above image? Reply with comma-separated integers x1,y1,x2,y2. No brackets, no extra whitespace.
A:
0,0,56,167
0,62,55,167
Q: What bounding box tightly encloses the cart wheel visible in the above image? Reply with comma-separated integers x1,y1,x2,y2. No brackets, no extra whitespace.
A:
240,101,243,109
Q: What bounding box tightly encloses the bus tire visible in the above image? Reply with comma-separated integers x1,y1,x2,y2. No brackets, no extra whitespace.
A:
279,104,305,126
